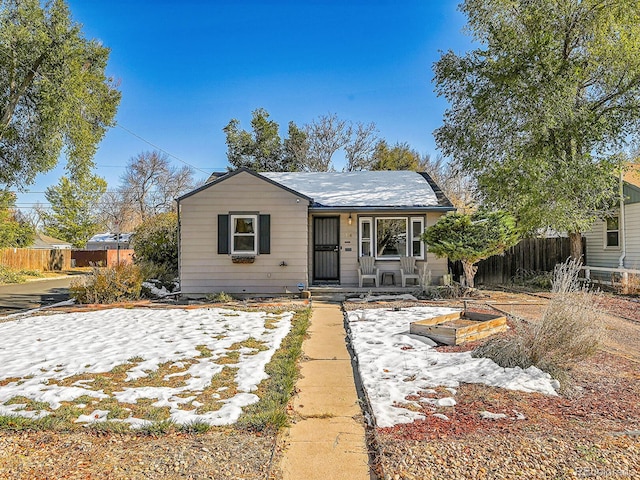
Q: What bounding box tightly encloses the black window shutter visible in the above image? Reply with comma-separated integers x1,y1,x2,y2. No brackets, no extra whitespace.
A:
218,214,229,254
259,214,271,254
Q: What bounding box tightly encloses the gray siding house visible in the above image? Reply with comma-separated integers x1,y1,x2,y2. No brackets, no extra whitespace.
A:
177,168,454,296
583,174,640,270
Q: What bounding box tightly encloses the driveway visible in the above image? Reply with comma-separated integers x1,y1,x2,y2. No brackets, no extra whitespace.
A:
0,275,81,315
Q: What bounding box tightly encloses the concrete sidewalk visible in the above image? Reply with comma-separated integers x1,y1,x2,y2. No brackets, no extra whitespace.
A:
279,301,372,480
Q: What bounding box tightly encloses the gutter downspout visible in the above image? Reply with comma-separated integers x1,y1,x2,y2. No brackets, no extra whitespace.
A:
618,168,626,268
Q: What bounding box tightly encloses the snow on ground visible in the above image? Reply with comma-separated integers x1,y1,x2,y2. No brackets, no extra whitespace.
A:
0,308,293,426
346,307,559,428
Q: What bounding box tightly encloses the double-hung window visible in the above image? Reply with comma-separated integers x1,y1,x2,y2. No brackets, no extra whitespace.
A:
359,216,425,259
605,216,619,248
231,214,258,254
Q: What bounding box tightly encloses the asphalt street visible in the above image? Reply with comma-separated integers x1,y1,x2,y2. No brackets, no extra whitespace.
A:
0,275,80,315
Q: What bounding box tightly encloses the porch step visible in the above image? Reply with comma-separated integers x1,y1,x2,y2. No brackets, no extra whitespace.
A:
309,285,417,301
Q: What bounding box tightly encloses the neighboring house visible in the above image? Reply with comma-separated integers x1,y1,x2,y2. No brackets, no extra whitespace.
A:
177,168,455,295
583,170,640,271
31,232,72,250
86,232,133,250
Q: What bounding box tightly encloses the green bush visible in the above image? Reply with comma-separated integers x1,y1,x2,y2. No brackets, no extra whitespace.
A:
131,213,178,275
71,264,144,304
0,265,26,284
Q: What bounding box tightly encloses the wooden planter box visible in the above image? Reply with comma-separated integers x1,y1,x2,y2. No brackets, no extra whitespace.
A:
409,311,507,346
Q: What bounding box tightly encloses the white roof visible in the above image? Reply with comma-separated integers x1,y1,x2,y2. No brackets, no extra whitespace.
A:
87,233,133,243
261,171,441,208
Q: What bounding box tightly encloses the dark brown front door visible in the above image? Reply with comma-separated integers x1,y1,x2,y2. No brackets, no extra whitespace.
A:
313,216,340,282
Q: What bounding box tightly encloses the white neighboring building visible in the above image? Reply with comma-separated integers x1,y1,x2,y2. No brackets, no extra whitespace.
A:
85,233,134,250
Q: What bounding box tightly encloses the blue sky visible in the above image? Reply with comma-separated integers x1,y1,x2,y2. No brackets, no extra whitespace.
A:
17,0,474,212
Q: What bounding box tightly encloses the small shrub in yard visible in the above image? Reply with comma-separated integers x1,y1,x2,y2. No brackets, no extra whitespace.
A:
207,291,234,303
0,265,26,284
620,273,640,295
71,264,144,304
473,259,604,386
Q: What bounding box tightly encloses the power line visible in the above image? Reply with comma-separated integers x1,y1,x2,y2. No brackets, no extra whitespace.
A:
115,123,214,176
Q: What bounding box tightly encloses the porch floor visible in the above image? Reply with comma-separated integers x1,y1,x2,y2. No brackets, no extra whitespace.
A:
309,284,419,296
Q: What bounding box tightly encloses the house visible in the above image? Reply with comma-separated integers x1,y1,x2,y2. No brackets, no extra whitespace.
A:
31,232,72,250
583,170,640,272
85,232,133,250
176,168,454,296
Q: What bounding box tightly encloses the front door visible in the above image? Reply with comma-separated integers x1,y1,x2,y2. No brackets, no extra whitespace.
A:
313,216,340,283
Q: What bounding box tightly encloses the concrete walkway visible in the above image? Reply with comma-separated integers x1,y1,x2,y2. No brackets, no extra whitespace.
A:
280,301,372,480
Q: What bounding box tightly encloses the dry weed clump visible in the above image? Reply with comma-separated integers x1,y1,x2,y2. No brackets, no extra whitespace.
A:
620,273,640,295
70,264,144,304
473,259,604,384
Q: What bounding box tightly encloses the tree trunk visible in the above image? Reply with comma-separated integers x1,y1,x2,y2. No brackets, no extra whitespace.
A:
568,231,583,261
461,260,478,289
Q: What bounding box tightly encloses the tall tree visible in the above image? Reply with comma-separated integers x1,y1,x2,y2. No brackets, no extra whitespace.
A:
434,0,640,259
304,113,350,172
370,141,422,171
42,167,107,247
224,108,284,171
0,0,120,190
344,122,378,171
0,191,35,247
118,151,194,224
419,154,478,213
282,121,309,172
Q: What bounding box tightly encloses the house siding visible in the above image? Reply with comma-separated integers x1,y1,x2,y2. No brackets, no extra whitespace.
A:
308,211,449,286
584,203,640,269
179,172,309,295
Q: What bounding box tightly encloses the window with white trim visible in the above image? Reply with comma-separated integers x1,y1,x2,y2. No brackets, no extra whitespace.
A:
231,214,258,254
359,217,372,256
358,215,425,259
411,217,425,258
376,217,408,258
605,216,619,248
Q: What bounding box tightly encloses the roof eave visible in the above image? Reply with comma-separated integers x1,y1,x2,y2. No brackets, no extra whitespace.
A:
308,205,456,212
176,167,314,203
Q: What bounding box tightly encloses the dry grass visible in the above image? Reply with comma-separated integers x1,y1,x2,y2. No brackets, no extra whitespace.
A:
620,273,640,295
473,259,605,385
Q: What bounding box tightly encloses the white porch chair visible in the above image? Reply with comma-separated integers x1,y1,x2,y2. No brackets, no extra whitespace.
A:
400,256,420,287
358,256,379,287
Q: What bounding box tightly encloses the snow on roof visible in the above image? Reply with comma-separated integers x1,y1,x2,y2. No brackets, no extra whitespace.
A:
261,171,444,208
87,232,133,243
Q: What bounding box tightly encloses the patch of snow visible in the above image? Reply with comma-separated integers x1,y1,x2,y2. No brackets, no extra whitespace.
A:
76,409,110,423
432,413,450,421
346,307,559,428
480,411,509,420
436,397,457,407
0,307,293,426
262,171,439,208
142,282,170,298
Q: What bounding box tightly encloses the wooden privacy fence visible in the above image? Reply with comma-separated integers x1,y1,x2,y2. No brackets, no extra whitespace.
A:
0,248,71,271
71,249,135,267
449,237,578,285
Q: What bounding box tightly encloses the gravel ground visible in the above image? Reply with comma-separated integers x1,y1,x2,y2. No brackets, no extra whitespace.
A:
376,432,639,480
0,429,277,479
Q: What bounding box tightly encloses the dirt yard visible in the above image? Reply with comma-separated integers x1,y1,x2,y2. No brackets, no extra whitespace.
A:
369,290,640,480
